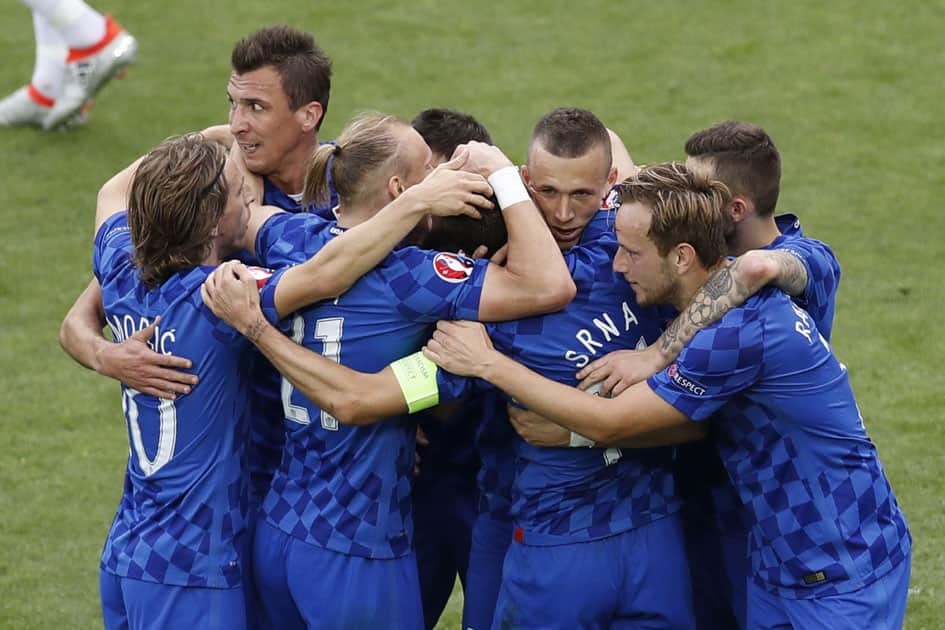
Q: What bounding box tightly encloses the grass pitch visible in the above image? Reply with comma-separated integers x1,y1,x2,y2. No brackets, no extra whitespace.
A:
1,1,943,628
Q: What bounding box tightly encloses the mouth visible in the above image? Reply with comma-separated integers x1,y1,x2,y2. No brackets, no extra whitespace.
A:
239,142,261,155
551,226,581,244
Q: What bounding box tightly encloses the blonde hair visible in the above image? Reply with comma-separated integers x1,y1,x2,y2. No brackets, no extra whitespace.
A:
303,112,407,208
617,162,731,268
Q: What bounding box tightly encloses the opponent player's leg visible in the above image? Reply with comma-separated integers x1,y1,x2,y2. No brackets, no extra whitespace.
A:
285,539,424,630
492,536,622,629
613,514,696,629
20,0,137,129
0,11,67,127
463,513,512,630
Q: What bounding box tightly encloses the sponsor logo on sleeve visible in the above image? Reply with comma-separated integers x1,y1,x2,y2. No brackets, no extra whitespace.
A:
667,363,707,396
433,252,474,283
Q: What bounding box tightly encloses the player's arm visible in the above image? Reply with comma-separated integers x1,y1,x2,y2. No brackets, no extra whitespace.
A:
507,405,705,448
461,142,576,321
607,128,638,181
424,320,699,445
202,261,410,424
61,149,199,398
576,249,809,396
269,152,495,318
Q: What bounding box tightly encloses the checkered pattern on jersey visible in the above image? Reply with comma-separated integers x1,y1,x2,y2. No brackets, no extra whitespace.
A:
230,183,323,502
488,232,680,544
771,214,841,341
649,290,910,597
262,418,415,558
94,213,251,588
255,219,489,558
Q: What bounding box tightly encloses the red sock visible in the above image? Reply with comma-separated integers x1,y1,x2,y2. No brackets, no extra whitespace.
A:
66,15,122,63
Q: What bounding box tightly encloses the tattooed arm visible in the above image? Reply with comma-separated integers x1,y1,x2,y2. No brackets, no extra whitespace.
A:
576,248,809,396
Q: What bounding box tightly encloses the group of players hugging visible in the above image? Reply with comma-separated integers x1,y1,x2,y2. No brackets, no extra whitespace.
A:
60,24,911,630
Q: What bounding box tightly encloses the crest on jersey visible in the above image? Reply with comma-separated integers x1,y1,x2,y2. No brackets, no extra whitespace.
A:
667,363,707,396
433,252,474,283
247,266,274,290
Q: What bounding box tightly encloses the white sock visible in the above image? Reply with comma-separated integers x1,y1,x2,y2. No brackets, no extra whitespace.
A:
29,11,67,99
21,0,106,49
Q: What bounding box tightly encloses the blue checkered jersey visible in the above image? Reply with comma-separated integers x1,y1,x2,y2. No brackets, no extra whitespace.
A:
254,212,488,558
439,215,679,543
649,288,910,598
771,214,841,340
93,212,251,588
235,177,338,506
677,214,844,536
500,227,678,544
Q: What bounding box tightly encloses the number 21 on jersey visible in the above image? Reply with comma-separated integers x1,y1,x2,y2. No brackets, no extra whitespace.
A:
281,315,344,430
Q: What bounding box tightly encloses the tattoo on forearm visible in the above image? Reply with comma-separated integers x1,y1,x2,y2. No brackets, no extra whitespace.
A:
659,260,750,357
773,251,808,296
244,316,266,343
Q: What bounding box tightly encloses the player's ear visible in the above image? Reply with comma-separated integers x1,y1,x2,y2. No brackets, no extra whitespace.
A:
387,175,406,199
520,164,530,186
296,101,323,133
606,165,618,187
674,243,697,273
730,197,751,222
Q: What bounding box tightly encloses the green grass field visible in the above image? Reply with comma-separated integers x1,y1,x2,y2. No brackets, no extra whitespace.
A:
1,1,943,628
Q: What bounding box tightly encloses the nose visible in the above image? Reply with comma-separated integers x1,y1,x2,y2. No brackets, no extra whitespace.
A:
552,195,574,224
613,249,629,274
229,105,248,135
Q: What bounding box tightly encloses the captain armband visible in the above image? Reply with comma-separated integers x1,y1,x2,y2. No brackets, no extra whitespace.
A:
390,351,440,413
487,166,531,209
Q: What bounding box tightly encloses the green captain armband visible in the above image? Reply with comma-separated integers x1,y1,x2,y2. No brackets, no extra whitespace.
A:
390,351,440,413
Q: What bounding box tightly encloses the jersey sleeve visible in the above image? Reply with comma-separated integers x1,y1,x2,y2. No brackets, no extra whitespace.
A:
775,237,841,340
255,212,324,269
258,265,295,332
564,233,618,290
378,248,489,322
436,369,493,403
93,211,133,284
647,304,765,422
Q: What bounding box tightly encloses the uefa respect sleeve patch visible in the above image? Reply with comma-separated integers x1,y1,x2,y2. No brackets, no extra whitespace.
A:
432,252,474,283
667,363,708,396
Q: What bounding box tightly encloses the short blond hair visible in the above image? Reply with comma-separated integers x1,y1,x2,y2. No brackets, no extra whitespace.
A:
617,162,730,268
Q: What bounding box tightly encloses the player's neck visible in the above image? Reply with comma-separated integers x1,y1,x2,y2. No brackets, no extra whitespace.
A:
728,214,781,256
268,134,319,194
674,259,727,311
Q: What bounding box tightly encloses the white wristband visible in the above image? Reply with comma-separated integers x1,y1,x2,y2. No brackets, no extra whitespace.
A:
487,166,531,209
569,432,596,448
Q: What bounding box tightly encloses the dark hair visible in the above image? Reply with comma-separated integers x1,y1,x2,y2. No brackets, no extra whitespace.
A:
231,25,332,129
128,134,229,289
617,162,730,268
529,107,612,171
684,120,781,216
411,108,492,159
419,207,507,258
303,112,406,208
